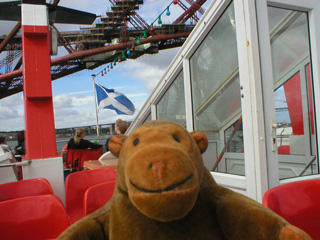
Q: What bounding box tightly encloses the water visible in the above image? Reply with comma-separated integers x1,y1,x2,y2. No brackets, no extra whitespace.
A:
7,136,108,156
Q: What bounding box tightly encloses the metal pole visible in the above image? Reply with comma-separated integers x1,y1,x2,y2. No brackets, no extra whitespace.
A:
92,74,100,138
21,0,57,159
299,156,317,176
212,115,243,171
0,160,31,168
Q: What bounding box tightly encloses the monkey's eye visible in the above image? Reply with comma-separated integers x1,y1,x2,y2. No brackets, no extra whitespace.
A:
173,134,180,143
133,138,139,146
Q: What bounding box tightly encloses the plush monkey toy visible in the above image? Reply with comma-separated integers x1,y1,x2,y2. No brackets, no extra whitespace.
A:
58,120,311,240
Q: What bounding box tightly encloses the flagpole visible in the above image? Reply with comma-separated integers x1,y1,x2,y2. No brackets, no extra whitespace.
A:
92,74,100,138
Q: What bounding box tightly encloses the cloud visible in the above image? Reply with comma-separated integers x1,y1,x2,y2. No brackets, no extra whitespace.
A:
52,92,96,128
126,93,148,97
53,92,94,109
72,95,94,107
0,94,24,130
54,108,79,118
121,48,180,93
53,94,73,109
54,107,98,129
0,103,19,119
126,48,180,70
0,117,25,131
55,115,86,129
69,90,93,95
139,0,185,24
0,94,23,119
133,67,165,93
1,94,23,107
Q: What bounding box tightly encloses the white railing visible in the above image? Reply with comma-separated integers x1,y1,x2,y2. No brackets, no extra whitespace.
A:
0,160,31,168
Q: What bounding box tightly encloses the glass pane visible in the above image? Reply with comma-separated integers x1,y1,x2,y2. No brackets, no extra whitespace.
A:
269,8,310,83
144,113,151,123
225,119,244,153
268,6,318,179
156,71,186,126
190,2,244,174
135,112,151,128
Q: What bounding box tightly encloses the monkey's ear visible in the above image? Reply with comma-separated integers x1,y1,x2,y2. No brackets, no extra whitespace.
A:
108,135,127,158
191,131,208,154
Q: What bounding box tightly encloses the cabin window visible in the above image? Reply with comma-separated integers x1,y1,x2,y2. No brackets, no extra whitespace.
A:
144,113,151,123
156,71,186,126
224,119,243,153
136,112,151,128
189,2,244,175
268,6,318,179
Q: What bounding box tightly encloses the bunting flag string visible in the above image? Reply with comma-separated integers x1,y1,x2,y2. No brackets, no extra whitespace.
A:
94,0,179,77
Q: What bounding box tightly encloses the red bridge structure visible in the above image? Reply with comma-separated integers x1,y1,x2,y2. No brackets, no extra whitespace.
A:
0,0,208,99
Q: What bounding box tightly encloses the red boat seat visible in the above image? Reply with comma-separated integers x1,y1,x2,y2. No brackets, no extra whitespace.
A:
84,180,116,215
79,149,103,170
65,168,117,223
0,178,54,202
262,179,320,240
64,148,103,171
0,194,70,240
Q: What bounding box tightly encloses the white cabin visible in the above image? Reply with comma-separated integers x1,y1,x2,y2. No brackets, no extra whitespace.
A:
126,0,320,202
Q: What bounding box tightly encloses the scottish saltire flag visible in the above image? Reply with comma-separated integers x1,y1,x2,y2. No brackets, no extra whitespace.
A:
95,82,135,115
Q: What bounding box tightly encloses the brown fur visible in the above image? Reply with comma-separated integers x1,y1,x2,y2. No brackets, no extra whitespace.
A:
58,120,312,240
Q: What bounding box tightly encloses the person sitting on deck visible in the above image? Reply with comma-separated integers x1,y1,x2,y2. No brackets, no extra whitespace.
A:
0,136,14,156
105,119,129,152
14,130,25,158
67,128,102,150
1,136,22,180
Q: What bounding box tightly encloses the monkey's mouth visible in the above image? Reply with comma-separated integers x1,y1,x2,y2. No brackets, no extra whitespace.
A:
129,173,193,193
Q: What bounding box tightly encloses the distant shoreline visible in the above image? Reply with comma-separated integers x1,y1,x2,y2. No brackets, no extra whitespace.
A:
7,135,109,156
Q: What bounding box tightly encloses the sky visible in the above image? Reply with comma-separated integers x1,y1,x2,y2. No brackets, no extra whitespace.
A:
0,0,207,131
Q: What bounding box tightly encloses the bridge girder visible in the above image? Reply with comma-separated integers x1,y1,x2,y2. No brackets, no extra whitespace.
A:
0,31,191,99
0,0,207,99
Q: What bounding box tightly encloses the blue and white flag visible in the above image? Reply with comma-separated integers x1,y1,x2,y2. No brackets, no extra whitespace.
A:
95,82,135,115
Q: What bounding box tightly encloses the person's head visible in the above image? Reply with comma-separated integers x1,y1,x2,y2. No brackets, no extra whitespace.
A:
0,136,6,144
74,128,85,144
115,119,129,134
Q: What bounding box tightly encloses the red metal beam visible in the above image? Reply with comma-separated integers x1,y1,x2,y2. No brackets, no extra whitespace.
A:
52,32,190,65
0,22,21,53
174,0,207,24
175,1,199,23
0,32,190,82
0,69,22,81
185,0,205,15
53,25,75,53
